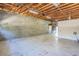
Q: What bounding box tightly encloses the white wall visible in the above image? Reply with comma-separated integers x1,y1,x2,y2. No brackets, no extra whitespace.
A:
58,19,79,40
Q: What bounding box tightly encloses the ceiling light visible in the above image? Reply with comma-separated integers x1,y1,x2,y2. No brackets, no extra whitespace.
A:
29,8,39,14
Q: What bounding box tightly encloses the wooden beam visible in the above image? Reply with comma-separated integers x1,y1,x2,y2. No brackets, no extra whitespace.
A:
17,4,33,13
38,4,51,10
41,3,69,13
31,3,42,8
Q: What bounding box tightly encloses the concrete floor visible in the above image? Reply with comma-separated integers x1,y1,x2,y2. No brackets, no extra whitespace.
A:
0,28,79,56
0,11,79,56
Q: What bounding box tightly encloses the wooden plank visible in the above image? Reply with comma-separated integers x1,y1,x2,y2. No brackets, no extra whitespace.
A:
60,4,79,13
41,3,68,13
59,3,77,10
17,4,33,13
38,4,51,10
40,5,54,12
31,3,42,8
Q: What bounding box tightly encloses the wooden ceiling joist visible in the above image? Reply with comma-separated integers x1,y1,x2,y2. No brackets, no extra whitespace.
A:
0,3,79,21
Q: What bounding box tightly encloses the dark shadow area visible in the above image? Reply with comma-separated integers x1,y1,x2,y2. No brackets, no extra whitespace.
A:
0,34,6,41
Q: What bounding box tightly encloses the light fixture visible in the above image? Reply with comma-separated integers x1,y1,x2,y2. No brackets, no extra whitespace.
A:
28,8,39,14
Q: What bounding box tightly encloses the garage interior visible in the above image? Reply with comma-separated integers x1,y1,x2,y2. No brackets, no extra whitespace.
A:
0,3,79,56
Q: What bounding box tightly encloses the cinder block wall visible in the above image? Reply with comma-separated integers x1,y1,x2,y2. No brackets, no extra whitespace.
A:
0,15,49,38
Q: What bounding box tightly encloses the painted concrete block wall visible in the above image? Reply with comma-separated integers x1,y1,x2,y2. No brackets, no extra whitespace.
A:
0,14,49,38
58,19,79,40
